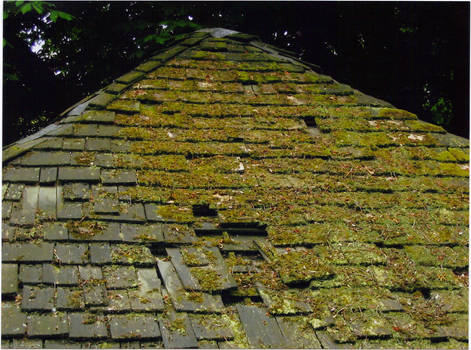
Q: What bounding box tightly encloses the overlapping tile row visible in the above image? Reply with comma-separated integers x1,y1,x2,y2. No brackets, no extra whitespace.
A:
2,30,468,348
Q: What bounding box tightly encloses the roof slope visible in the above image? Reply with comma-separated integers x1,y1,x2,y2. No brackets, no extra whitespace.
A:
2,28,469,349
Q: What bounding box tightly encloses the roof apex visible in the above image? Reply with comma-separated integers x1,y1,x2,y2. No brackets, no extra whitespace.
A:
196,27,239,38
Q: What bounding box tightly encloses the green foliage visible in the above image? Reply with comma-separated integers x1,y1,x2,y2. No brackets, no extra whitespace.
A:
424,97,454,128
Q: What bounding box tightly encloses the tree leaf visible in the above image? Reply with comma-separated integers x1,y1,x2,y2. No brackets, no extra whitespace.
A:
19,3,32,14
32,2,44,14
56,10,74,21
50,11,58,22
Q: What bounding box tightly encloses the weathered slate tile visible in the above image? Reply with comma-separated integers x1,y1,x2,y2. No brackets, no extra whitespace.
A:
257,284,313,315
2,201,12,219
198,340,218,349
110,314,161,339
86,138,111,151
98,124,121,137
38,186,57,218
57,202,83,219
105,82,128,94
140,340,164,348
84,285,107,306
19,264,43,284
69,313,109,338
235,304,288,348
129,268,164,312
157,260,224,313
35,137,63,149
88,92,115,108
21,285,54,310
3,167,40,183
27,313,69,336
44,340,83,349
95,153,114,167
9,186,39,226
69,222,121,242
101,170,137,184
90,243,112,264
136,60,162,72
3,242,54,262
40,167,58,184
79,265,103,280
43,264,79,285
44,222,69,240
2,302,27,336
190,314,234,340
103,290,132,312
103,265,138,289
4,183,24,200
80,110,116,123
121,223,164,242
58,167,100,182
63,183,90,200
19,151,70,166
163,224,197,244
144,203,164,222
111,244,155,265
166,248,201,290
63,138,85,151
276,316,322,348
91,185,119,214
56,287,84,310
55,243,88,264
2,264,18,295
116,70,145,84
11,339,42,349
2,224,15,241
160,312,198,348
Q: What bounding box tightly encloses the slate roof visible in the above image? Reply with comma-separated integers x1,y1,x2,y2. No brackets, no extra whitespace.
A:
1,28,469,349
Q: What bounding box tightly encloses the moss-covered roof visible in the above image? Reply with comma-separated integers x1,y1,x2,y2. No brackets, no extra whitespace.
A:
2,28,469,349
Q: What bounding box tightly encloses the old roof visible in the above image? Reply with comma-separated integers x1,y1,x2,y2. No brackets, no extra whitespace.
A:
2,28,469,349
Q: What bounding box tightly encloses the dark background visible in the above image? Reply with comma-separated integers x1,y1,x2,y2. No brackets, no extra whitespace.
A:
3,1,470,146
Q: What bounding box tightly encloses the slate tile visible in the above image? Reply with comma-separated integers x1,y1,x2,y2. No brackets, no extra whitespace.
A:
48,124,74,136
9,186,39,226
1,302,27,336
19,151,70,166
198,340,219,349
3,167,40,183
90,243,112,264
74,124,99,137
89,92,115,108
235,304,288,348
3,242,54,262
160,312,198,348
4,183,24,200
80,110,116,123
69,221,121,242
27,313,69,336
19,264,43,284
87,341,121,349
40,167,58,184
57,202,83,219
63,138,86,151
111,244,155,265
166,248,200,290
2,264,18,295
91,185,119,214
56,287,84,310
98,124,121,137
79,265,103,281
38,186,57,219
69,313,109,339
21,285,54,310
103,265,138,289
110,314,161,339
163,224,197,244
44,222,69,240
97,203,146,223
44,340,83,349
101,170,137,184
104,290,132,312
129,268,164,312
276,316,322,348
105,82,128,94
140,340,164,348
59,166,101,182
34,137,63,149
121,223,164,242
144,203,164,222
55,243,89,264
42,264,79,285
1,339,11,349
135,60,162,72
86,138,111,151
116,70,145,84
157,260,224,313
11,339,43,349
2,201,12,219
190,314,234,340
2,224,16,242
63,183,90,200
84,285,107,306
